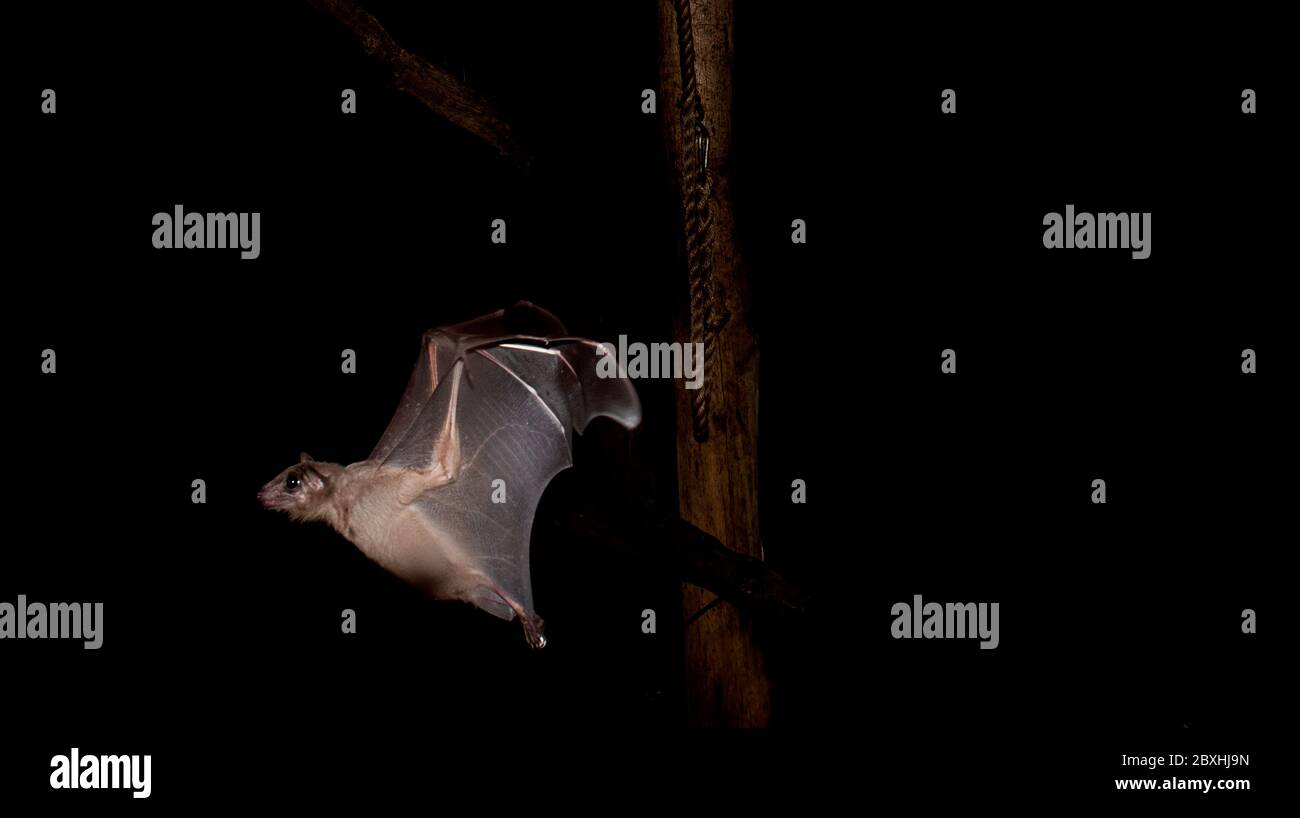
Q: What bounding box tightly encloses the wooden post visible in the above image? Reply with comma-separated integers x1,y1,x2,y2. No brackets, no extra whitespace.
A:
658,0,770,727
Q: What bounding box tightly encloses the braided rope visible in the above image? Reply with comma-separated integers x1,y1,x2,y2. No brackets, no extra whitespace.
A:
673,0,723,443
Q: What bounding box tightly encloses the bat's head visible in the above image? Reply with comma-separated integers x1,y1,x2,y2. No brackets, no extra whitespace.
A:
258,452,335,522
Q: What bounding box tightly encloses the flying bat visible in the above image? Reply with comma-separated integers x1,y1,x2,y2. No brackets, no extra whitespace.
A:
258,303,641,648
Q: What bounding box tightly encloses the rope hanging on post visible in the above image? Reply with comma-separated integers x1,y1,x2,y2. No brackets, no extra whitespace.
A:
673,0,726,443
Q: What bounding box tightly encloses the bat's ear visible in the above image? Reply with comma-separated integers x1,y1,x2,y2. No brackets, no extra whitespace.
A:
299,452,315,464
302,463,329,489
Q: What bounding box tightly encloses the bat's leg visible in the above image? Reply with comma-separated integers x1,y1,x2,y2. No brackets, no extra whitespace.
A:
486,582,547,650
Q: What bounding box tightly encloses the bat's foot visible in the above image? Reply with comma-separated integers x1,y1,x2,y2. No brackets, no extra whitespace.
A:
484,581,548,649
520,613,547,650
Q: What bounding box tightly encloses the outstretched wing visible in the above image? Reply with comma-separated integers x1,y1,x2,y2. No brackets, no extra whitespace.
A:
369,301,570,464
373,304,641,625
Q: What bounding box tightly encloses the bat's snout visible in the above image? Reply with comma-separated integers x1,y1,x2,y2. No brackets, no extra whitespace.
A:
257,484,287,510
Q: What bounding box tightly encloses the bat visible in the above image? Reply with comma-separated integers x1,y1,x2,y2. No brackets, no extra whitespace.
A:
257,302,641,648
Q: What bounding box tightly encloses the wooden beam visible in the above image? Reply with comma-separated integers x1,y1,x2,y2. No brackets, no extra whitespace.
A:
658,0,771,727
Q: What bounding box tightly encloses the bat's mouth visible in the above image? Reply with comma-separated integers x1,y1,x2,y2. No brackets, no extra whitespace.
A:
257,486,287,510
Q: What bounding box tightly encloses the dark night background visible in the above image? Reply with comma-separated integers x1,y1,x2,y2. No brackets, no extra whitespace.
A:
2,1,1289,807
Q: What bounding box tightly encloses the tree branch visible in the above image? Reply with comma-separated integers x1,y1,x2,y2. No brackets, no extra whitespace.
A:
307,0,521,158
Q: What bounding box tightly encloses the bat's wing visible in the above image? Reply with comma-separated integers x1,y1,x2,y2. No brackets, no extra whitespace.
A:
374,304,641,642
369,301,570,464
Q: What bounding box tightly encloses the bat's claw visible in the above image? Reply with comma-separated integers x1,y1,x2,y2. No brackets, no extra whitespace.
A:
482,581,547,649
521,614,547,650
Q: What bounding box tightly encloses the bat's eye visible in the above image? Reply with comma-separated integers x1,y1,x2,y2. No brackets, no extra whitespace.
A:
285,473,302,493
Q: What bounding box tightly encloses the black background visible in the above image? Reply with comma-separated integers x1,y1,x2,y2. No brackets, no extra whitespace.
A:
3,1,1289,808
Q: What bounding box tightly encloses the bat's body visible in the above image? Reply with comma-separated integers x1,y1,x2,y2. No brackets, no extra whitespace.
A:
317,464,469,588
259,303,640,648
